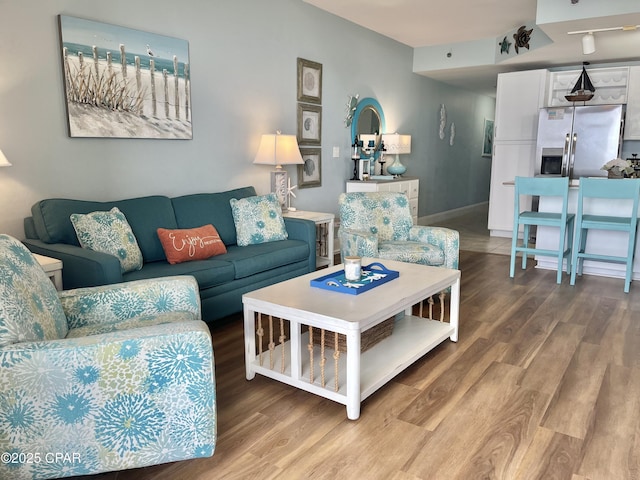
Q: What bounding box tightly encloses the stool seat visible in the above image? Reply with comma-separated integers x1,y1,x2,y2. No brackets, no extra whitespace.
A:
510,176,574,284
570,178,640,293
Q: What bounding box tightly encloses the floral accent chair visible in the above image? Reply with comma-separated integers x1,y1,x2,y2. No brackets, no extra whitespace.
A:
338,192,459,317
0,234,216,480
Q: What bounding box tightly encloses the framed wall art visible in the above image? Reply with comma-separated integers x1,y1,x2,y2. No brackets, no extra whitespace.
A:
59,15,192,139
297,103,322,145
298,148,322,188
297,58,322,104
482,118,494,157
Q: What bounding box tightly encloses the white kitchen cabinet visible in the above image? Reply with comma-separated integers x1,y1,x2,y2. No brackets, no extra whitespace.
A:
494,69,549,142
346,177,419,224
624,66,640,140
487,142,536,236
489,69,547,237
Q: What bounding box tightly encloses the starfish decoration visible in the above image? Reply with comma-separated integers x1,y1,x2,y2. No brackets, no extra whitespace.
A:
285,178,298,210
499,36,511,54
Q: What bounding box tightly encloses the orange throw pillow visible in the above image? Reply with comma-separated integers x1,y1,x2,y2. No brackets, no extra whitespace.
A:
157,225,227,264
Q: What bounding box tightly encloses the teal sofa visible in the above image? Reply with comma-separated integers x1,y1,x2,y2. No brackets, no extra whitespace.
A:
23,187,316,323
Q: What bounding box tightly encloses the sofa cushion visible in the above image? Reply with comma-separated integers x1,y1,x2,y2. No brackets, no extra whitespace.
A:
171,187,257,246
31,196,177,262
71,207,144,273
223,240,309,279
157,225,227,264
123,258,235,289
230,194,288,246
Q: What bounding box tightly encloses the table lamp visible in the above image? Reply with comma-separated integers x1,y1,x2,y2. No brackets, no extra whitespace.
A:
253,131,304,210
0,149,11,167
382,133,411,177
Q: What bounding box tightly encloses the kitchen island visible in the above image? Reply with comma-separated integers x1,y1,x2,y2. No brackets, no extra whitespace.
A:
534,178,640,282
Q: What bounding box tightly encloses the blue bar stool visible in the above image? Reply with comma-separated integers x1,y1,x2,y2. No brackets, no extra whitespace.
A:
510,176,574,284
570,177,640,293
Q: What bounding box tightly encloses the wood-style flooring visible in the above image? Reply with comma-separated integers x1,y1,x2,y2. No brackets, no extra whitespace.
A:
80,250,640,480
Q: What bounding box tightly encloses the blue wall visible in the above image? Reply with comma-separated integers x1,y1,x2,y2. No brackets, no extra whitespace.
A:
0,0,495,238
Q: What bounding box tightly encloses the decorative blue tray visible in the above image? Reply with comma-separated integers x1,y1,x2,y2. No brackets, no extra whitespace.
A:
310,262,399,295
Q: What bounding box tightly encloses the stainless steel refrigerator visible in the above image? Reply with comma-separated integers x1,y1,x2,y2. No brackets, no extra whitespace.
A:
535,105,624,179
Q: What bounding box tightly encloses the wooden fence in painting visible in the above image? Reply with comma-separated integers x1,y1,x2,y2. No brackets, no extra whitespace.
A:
62,43,191,121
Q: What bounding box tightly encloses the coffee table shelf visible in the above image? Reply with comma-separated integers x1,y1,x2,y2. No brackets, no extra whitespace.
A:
248,314,454,403
243,258,460,420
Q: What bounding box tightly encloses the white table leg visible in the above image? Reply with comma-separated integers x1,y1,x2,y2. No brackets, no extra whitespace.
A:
244,308,256,380
449,277,460,342
345,330,361,420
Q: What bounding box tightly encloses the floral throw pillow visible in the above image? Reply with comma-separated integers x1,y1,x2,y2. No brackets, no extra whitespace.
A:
70,207,143,273
230,193,288,246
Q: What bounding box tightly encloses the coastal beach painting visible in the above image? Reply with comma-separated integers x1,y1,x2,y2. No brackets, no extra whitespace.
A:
59,15,192,139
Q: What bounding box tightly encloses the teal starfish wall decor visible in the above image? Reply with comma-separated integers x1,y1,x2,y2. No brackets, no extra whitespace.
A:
499,36,511,54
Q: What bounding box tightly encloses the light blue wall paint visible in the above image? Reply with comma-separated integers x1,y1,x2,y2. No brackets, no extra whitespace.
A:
0,0,495,238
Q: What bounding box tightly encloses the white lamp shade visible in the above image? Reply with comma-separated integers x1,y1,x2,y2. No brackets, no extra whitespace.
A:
0,149,11,167
382,134,411,154
253,133,303,167
582,32,595,55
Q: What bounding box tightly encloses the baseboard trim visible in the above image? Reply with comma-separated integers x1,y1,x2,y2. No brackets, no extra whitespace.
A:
418,202,488,225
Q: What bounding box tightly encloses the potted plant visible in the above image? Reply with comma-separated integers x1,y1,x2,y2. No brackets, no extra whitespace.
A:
601,158,634,178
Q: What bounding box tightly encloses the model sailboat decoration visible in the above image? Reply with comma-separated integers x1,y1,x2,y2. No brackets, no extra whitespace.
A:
565,64,595,102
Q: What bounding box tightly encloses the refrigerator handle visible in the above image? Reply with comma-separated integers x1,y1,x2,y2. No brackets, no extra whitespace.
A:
562,134,571,176
568,133,577,179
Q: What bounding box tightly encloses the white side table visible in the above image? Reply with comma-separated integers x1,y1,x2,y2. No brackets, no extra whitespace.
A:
34,253,63,290
283,210,335,267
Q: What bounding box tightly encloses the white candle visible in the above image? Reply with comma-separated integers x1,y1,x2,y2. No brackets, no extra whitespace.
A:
344,256,362,281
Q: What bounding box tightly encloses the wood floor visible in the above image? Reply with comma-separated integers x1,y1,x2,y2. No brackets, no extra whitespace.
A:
82,251,640,480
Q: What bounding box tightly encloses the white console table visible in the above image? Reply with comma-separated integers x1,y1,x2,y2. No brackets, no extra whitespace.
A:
346,176,419,224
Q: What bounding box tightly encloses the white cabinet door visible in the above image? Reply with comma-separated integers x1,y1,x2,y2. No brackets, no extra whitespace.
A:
487,142,536,235
494,70,548,142
625,66,640,140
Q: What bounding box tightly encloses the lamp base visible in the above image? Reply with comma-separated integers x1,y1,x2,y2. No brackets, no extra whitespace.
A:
386,154,407,177
270,170,288,210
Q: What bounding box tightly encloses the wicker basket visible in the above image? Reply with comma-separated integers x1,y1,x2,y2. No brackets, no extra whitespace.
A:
311,317,395,352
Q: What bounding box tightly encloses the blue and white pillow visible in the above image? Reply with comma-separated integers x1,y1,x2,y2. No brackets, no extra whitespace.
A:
230,194,288,246
71,207,143,273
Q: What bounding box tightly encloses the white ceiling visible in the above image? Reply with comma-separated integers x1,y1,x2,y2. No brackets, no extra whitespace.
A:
303,0,640,97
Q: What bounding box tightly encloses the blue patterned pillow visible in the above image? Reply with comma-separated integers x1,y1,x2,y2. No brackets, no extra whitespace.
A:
70,207,143,273
230,194,288,246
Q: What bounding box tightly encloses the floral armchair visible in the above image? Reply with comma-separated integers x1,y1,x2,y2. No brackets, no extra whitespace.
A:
338,192,459,269
0,234,216,480
338,192,459,316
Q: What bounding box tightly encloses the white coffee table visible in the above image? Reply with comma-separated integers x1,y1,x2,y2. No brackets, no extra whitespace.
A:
243,258,460,420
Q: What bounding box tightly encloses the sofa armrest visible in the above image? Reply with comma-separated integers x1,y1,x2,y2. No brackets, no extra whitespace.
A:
409,226,460,270
338,228,379,258
22,238,123,288
283,217,317,272
59,275,201,330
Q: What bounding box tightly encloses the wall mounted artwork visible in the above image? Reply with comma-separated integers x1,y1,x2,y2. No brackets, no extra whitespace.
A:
297,58,322,105
482,118,494,157
297,103,322,146
298,147,322,188
59,15,192,139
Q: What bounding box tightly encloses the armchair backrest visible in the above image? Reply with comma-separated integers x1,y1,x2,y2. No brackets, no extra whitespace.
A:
0,234,68,347
339,192,413,242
